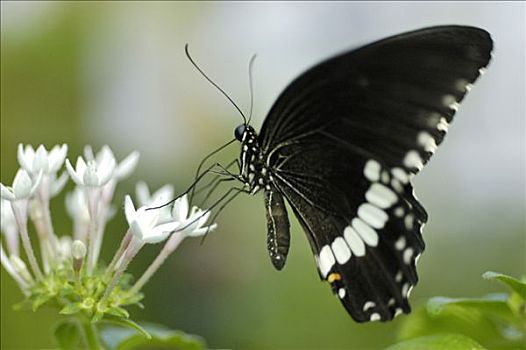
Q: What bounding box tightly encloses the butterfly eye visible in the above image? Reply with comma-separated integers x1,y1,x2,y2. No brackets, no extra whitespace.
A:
234,124,246,141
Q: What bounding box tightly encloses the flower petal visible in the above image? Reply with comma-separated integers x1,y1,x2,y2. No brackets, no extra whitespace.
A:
142,225,173,244
33,145,49,173
83,145,95,161
124,195,136,224
152,184,174,204
29,170,43,196
50,171,69,197
171,194,189,222
12,169,33,198
97,158,116,186
48,144,68,173
17,144,32,172
135,181,150,206
115,151,139,180
189,223,218,237
65,159,83,185
83,161,100,186
0,184,15,201
98,145,115,164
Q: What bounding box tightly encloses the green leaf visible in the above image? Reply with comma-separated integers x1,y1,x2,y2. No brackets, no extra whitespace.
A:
31,293,52,311
106,306,129,318
53,319,81,350
100,323,205,350
100,316,151,339
483,271,526,300
386,333,487,350
398,301,522,349
59,302,82,315
427,294,514,321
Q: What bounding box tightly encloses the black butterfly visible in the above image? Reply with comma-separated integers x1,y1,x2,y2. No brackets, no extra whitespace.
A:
194,25,493,323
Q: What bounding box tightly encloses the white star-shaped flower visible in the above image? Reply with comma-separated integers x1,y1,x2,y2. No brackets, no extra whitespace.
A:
66,155,115,187
0,169,42,201
171,194,217,237
18,144,68,175
124,195,179,244
84,145,139,181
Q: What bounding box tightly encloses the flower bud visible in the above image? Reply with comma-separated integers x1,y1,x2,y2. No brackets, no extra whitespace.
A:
71,240,86,273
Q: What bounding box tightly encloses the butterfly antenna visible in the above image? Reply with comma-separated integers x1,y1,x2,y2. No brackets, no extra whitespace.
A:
185,44,247,124
247,53,257,125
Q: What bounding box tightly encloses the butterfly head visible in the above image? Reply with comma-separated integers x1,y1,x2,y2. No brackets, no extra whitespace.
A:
234,124,247,141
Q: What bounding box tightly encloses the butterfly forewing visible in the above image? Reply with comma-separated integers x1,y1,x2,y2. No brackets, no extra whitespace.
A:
257,26,493,322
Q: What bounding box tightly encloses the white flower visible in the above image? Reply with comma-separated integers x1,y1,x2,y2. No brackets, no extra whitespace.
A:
136,182,174,222
1,199,19,256
84,145,139,181
124,195,179,244
18,144,67,175
0,169,42,201
66,155,115,187
65,187,90,223
48,171,69,198
171,194,217,237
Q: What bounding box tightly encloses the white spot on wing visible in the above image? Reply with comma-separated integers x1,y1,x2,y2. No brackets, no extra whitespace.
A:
365,183,397,209
331,237,352,264
363,301,376,311
358,203,388,229
403,247,414,265
417,131,438,154
388,298,396,307
364,159,381,182
338,288,346,299
437,117,449,132
454,79,469,92
352,218,379,247
381,171,390,184
391,168,409,184
370,313,381,322
343,225,366,256
394,206,404,217
442,94,459,111
391,179,404,193
404,214,414,230
395,236,406,251
395,270,403,283
394,308,403,317
318,245,335,277
404,151,424,171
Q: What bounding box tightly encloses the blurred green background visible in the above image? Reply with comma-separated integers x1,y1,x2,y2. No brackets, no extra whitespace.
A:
1,2,524,349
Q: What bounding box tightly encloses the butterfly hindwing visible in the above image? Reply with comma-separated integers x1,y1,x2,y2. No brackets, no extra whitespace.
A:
257,26,493,321
271,136,424,322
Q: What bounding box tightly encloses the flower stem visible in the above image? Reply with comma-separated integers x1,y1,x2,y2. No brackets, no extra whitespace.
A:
104,230,131,281
11,202,43,280
100,239,143,305
80,319,102,350
130,234,184,294
86,189,100,275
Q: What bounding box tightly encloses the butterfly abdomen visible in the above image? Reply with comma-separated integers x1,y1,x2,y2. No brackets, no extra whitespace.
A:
265,188,291,270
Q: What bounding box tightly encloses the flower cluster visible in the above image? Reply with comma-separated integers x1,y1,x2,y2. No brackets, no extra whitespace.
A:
1,144,216,322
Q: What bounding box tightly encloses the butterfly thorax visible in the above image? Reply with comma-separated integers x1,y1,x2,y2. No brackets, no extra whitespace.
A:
235,124,272,194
